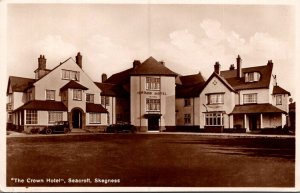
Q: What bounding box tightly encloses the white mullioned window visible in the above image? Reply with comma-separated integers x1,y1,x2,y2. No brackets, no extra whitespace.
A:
89,113,101,124
245,72,260,82
207,93,224,104
184,114,191,124
73,89,82,100
146,98,160,111
146,77,160,90
48,111,63,123
46,90,55,100
276,95,282,105
62,69,80,81
101,96,109,106
26,110,38,124
243,93,257,104
86,93,94,103
205,112,223,126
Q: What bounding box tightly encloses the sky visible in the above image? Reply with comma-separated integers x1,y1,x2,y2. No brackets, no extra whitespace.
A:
6,3,296,98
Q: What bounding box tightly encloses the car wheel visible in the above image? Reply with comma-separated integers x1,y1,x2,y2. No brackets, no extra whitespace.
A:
45,128,52,134
64,128,69,134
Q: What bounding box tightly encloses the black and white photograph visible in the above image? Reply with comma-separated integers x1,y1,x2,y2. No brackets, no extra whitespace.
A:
1,0,298,192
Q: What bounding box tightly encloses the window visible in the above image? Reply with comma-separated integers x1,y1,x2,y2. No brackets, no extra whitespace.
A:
61,92,67,101
207,93,224,104
245,72,260,82
62,70,80,81
8,94,12,103
146,77,160,90
244,93,257,104
26,110,37,124
276,95,282,105
184,114,191,124
184,98,191,107
86,94,94,103
8,113,12,122
48,112,63,123
101,96,109,106
89,113,101,124
73,89,82,100
205,112,223,126
146,98,160,111
46,90,55,100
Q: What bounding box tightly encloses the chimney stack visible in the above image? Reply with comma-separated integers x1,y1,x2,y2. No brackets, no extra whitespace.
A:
133,60,141,68
214,61,220,75
236,55,242,78
38,55,46,70
102,73,107,82
229,64,235,70
267,60,273,66
76,52,82,68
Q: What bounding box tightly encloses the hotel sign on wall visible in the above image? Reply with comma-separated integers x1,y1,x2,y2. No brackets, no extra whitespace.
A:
137,91,167,95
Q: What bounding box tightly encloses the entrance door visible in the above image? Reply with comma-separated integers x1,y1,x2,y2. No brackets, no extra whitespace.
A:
148,117,159,131
249,114,260,130
72,109,82,128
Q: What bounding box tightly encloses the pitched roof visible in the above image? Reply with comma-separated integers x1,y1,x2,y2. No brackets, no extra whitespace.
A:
220,63,273,90
273,85,290,96
13,100,67,112
104,68,132,85
230,103,286,114
178,73,205,85
130,57,178,76
60,80,88,91
86,103,108,113
94,82,129,97
202,72,236,93
7,76,35,94
176,82,206,98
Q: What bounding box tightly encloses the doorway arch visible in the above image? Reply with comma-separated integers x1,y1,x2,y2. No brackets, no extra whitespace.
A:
71,108,84,129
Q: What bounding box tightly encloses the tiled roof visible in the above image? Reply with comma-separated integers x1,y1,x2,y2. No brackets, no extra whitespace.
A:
7,76,35,94
104,68,132,85
94,82,129,97
230,103,286,114
176,82,205,98
220,63,273,90
13,100,67,112
130,57,178,76
86,103,108,113
273,85,290,96
178,73,205,85
202,72,236,93
60,80,88,91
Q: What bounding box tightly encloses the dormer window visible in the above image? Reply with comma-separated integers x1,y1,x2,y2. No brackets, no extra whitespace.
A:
245,72,260,82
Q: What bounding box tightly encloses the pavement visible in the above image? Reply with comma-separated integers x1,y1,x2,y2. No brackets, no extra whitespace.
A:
6,130,295,139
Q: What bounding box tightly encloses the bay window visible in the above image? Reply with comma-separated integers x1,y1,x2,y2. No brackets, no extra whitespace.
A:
26,110,38,124
89,113,101,124
205,112,223,126
48,111,63,123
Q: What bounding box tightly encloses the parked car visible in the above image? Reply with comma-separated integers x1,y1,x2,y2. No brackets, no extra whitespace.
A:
106,122,136,133
43,121,71,134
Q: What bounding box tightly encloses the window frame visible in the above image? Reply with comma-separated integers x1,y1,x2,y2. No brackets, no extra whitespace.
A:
184,114,191,125
245,72,261,82
184,98,191,107
46,90,55,101
73,89,82,101
276,95,282,105
243,93,257,104
146,98,161,112
86,93,94,103
48,111,63,124
206,93,224,105
205,112,223,126
62,69,80,81
26,110,38,125
145,77,161,91
89,113,101,124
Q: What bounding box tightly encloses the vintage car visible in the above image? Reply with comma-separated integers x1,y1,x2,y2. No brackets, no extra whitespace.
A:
43,121,71,134
106,122,136,133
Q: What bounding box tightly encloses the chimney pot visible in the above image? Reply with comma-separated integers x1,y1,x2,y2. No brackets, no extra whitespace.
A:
133,60,141,68
76,52,82,68
159,61,165,65
214,61,220,75
38,54,46,70
229,64,235,70
236,55,242,78
102,73,107,82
